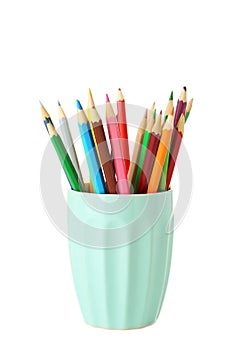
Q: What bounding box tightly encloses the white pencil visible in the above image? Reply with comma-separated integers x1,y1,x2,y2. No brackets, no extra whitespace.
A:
58,101,85,191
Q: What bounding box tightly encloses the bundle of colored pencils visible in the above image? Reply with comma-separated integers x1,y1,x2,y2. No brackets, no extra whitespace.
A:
40,87,193,194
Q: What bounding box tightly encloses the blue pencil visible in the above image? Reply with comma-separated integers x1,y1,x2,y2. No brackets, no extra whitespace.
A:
76,100,106,194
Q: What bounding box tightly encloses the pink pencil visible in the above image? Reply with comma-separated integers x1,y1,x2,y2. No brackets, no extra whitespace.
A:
106,94,130,194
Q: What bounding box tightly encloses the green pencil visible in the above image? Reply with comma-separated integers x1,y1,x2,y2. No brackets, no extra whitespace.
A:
47,122,81,191
133,104,155,193
159,91,174,191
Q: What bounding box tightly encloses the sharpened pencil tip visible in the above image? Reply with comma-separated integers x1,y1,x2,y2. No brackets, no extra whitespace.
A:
160,110,162,115
183,86,187,91
76,100,83,110
106,94,110,103
117,88,125,102
57,100,61,106
39,100,44,107
169,91,173,101
87,88,95,108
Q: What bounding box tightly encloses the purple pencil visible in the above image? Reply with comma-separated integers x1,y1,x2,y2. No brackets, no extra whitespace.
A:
174,87,187,126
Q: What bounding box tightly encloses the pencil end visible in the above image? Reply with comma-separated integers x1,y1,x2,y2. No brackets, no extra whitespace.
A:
57,100,61,106
169,91,173,101
106,93,110,103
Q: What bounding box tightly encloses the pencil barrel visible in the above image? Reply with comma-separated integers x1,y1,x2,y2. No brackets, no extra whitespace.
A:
59,118,85,191
51,135,81,191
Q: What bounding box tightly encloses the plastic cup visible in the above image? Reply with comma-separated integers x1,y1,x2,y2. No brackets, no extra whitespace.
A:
68,189,173,329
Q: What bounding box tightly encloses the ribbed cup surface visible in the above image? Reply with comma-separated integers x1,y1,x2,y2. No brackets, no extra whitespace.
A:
68,190,173,329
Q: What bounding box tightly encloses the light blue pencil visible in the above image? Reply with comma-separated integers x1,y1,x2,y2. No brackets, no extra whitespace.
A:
76,100,106,194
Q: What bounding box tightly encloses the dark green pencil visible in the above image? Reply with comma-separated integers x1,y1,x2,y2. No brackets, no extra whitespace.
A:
46,121,81,191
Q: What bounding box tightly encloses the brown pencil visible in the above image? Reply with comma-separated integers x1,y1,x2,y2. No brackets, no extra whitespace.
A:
166,113,185,189
88,102,117,194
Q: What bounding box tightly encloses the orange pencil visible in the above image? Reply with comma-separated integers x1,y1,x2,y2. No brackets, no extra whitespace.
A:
147,108,174,193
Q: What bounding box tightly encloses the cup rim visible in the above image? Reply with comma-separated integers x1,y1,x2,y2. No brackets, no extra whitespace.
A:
68,188,172,198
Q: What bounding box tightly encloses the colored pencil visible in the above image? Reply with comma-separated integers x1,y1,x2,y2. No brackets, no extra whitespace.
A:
185,98,193,122
166,113,185,190
174,87,187,126
45,120,81,191
117,88,130,173
76,100,106,194
89,180,94,193
162,91,173,127
147,109,174,193
133,103,155,193
127,109,147,190
106,94,130,194
137,110,162,193
58,101,85,191
40,101,54,132
88,100,117,194
159,91,174,190
87,88,101,162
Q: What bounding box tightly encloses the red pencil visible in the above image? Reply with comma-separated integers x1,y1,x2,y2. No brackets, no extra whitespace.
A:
106,94,130,194
166,113,185,189
117,88,130,173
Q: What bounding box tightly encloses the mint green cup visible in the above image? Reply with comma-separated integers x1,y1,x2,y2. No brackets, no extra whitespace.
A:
68,190,173,329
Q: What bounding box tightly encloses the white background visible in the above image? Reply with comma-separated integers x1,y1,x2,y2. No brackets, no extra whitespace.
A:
0,0,232,349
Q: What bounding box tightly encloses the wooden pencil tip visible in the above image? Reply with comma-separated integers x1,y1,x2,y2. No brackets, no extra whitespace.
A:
87,88,95,108
117,88,124,101
106,94,110,103
169,91,173,100
76,100,83,110
57,100,61,106
151,102,155,110
39,100,44,107
160,110,162,115
183,86,187,92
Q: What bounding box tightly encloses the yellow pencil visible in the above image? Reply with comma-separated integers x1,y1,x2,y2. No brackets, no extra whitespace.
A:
87,88,101,162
